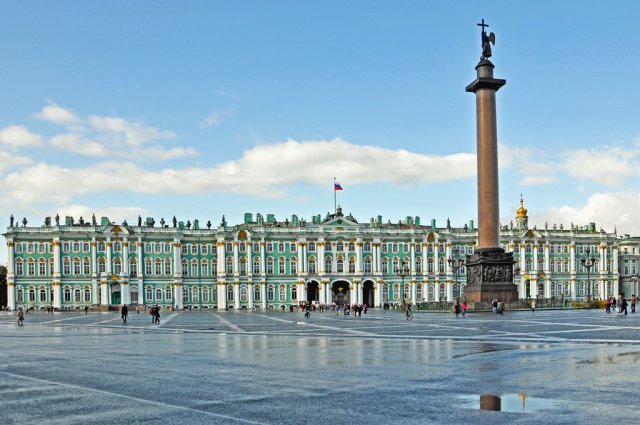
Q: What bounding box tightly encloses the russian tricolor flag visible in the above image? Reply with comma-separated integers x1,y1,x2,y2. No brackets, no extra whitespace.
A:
334,181,343,191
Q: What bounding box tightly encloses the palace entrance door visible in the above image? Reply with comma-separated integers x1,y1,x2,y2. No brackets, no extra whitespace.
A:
331,281,350,306
111,283,121,305
306,281,319,302
362,280,375,306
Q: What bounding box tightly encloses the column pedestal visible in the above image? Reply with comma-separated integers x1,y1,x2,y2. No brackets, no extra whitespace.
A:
464,247,518,304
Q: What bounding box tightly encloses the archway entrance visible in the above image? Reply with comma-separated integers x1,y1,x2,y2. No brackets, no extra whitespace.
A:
331,281,350,306
306,280,319,302
362,280,375,307
111,283,121,305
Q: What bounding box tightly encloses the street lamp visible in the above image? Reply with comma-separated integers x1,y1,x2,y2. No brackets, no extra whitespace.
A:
580,248,598,304
448,254,465,303
394,263,410,310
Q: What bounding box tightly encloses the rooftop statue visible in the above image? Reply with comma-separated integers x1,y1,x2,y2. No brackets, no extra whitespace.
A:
478,18,496,60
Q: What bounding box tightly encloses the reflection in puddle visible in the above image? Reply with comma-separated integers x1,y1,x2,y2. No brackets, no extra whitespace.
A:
459,392,560,413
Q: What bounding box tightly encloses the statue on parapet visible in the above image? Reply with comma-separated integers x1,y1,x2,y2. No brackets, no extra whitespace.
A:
92,214,97,226
55,213,60,225
172,216,177,228
9,214,14,227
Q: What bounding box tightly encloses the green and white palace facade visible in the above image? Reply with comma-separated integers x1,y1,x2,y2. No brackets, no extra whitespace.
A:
3,200,640,311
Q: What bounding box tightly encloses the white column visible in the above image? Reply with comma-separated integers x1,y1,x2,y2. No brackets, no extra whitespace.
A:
571,279,577,300
299,281,306,303
100,276,109,305
248,280,254,309
121,282,130,305
247,241,253,277
434,243,440,277
7,241,15,309
218,283,227,308
233,242,239,276
421,243,427,277
261,282,267,309
296,241,303,275
137,240,144,277
217,240,226,275
445,243,451,274
53,239,61,277
533,244,539,274
7,282,15,310
519,244,526,273
91,240,98,304
233,281,240,309
544,244,550,274
545,277,551,298
410,241,416,275
375,280,382,307
570,242,576,273
318,242,326,274
446,281,452,302
174,282,183,309
356,240,363,274
260,241,266,277
106,239,112,274
138,280,144,305
53,282,61,309
123,239,129,277
411,280,417,303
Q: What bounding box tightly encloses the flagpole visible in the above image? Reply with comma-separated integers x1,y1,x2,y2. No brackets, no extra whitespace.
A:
333,177,338,214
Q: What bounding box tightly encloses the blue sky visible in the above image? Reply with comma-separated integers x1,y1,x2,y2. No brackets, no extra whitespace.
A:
1,1,640,262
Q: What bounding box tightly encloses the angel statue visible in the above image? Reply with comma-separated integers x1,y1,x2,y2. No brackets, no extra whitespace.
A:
478,19,496,60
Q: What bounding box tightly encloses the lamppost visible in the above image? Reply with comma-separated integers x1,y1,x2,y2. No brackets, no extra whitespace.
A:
394,264,410,310
448,255,465,303
580,248,598,304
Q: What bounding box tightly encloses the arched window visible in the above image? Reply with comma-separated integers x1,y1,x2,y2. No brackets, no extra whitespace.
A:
239,242,246,252
145,259,152,276
348,242,355,252
63,242,70,252
17,287,24,303
382,258,388,274
279,285,286,302
155,259,162,275
154,243,161,253
415,257,422,274
71,258,80,275
212,260,217,275
202,287,209,303
392,258,399,272
165,287,172,303
202,259,209,276
39,259,47,276
254,285,261,301
336,242,344,252
226,257,233,274
113,242,121,253
164,243,171,254
393,284,400,300
428,258,434,274
83,257,90,275
192,287,200,303
84,288,91,303
165,259,172,276
267,285,274,302
364,257,372,274
240,286,248,302
226,242,233,252
98,257,106,274
438,258,445,273
63,257,71,275
291,285,297,300
278,242,285,252
363,242,371,252
74,287,81,303
239,258,247,275
267,257,274,275
415,243,422,253
290,257,297,275
348,257,356,273
336,258,344,273
383,283,389,302
181,259,188,276
416,284,422,301
129,258,137,276
308,257,316,274
191,259,199,277
113,258,122,275
146,287,153,302
253,257,260,274
156,287,163,302
63,287,71,303
28,259,35,276
403,243,409,253
39,287,46,303
278,257,286,274
308,242,316,252
227,286,234,301
325,257,333,273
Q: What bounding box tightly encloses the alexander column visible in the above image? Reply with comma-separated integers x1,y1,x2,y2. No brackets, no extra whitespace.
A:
464,19,518,305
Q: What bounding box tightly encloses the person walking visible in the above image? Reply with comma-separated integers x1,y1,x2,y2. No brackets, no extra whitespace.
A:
454,301,461,318
461,300,468,318
17,307,24,326
84,305,89,315
620,295,628,316
531,298,537,314
121,304,129,324
631,294,637,313
605,296,612,314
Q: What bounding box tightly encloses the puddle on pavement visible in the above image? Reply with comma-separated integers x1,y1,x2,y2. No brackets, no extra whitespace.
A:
459,393,560,413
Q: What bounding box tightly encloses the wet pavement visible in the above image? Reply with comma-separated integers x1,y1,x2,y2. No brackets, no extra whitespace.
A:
1,308,640,424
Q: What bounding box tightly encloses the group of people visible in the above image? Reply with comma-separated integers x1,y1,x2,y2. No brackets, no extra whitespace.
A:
491,298,505,315
605,294,636,315
453,300,468,318
149,305,161,323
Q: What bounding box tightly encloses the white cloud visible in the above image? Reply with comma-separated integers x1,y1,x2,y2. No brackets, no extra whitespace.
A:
56,204,146,224
199,106,236,128
0,148,32,173
528,192,640,235
0,138,477,207
50,133,111,157
563,147,637,186
0,125,44,149
520,175,556,186
89,115,176,147
34,103,80,124
136,145,198,161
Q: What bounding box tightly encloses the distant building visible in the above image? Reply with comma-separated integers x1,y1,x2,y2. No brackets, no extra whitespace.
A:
2,199,634,311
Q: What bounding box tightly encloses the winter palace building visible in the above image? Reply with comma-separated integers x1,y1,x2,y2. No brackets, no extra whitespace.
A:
3,199,640,311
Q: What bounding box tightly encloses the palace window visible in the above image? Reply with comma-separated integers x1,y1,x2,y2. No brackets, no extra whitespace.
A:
336,242,343,252
393,284,400,300
165,287,172,302
325,243,332,252
226,242,233,252
428,258,434,274
266,243,273,253
290,258,297,275
308,257,316,274
165,243,171,254
309,242,316,252
145,259,153,276
156,287,163,302
383,283,389,302
165,259,172,275
253,242,260,252
278,257,286,274
240,286,248,302
279,285,286,302
39,259,47,276
155,259,162,275
63,242,70,253
363,242,371,252
17,287,24,304
239,242,246,253
403,244,409,253
382,244,387,253
325,256,333,273
291,285,297,300
181,244,188,255
98,258,106,274
428,244,433,253
415,257,422,274
113,242,121,253
191,260,199,277
382,258,388,274
72,258,80,275
438,244,445,254
202,260,209,276
438,258,445,273
145,243,152,254
291,242,297,253
227,286,234,302
416,284,422,301
226,257,233,274
348,257,356,274
392,258,399,272
212,260,217,275
239,258,247,275
83,242,89,252
146,287,153,302
63,288,71,303
74,288,81,303
63,258,71,276
26,243,34,254
114,258,122,275
267,258,274,275
364,257,372,274
28,259,35,276
15,243,23,254
254,285,261,302
267,285,274,302
154,243,161,253
192,287,199,303
415,244,421,253
392,243,399,253
191,244,198,255
84,288,91,303
278,242,285,253
348,242,355,252
253,257,260,274
202,287,209,303
337,258,344,273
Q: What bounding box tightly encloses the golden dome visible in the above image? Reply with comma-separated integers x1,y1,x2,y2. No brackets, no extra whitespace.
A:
516,195,528,218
